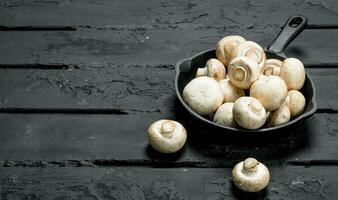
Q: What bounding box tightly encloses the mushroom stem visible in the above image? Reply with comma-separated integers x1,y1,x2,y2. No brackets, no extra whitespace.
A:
243,158,258,173
233,66,247,81
196,68,207,77
160,121,176,138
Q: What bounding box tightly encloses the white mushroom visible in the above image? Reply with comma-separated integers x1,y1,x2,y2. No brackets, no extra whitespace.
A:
232,158,270,192
216,35,246,66
148,119,187,153
231,41,266,70
218,79,244,103
233,97,266,129
228,57,261,89
280,58,305,90
262,59,282,76
266,104,291,127
284,90,306,118
196,58,226,81
213,102,236,127
250,75,287,111
195,67,207,77
183,77,224,115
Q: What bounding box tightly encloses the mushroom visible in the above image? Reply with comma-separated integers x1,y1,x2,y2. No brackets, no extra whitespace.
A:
228,57,261,89
266,104,291,127
183,76,224,115
280,58,305,90
148,119,187,153
231,41,266,70
232,158,270,192
218,79,244,102
250,75,287,111
233,97,266,129
195,67,207,77
216,35,246,66
284,90,306,118
196,58,226,81
213,102,236,127
262,59,282,76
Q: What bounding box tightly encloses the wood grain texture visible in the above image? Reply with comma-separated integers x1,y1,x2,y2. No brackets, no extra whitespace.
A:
0,28,338,66
0,67,336,111
1,0,338,27
0,166,337,200
0,112,337,166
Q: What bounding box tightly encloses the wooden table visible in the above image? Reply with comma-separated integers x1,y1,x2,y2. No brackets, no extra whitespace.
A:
1,0,338,199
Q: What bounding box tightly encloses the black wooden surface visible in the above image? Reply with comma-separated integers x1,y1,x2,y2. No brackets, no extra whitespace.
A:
1,0,338,199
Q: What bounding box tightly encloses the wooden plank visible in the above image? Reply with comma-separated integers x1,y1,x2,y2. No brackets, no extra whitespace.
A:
1,0,338,27
0,28,337,66
0,113,337,166
0,67,336,111
0,166,337,199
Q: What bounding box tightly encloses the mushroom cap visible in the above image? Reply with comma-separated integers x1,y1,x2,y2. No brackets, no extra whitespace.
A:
267,104,291,127
228,57,261,89
232,158,270,192
213,102,236,127
284,90,306,118
280,58,305,90
262,59,282,76
205,58,226,81
183,77,224,115
250,75,288,111
216,35,246,66
233,97,267,129
219,79,245,103
231,41,266,70
148,119,187,153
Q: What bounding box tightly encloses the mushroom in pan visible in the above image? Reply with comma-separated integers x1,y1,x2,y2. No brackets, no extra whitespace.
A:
196,58,226,81
216,35,246,66
228,57,261,89
213,102,236,127
218,79,244,103
266,104,291,127
284,90,306,118
233,97,267,129
232,158,270,192
148,119,187,153
250,75,288,111
183,76,224,115
280,58,305,90
231,41,266,70
262,59,282,76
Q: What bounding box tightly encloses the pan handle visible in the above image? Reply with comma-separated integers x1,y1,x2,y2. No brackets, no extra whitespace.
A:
267,15,307,54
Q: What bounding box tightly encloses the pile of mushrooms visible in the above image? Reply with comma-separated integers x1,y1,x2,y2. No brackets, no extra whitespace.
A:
181,35,306,129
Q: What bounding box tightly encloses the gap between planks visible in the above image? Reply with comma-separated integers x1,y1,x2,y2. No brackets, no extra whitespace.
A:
0,107,336,114
1,159,338,168
1,24,338,31
0,63,338,70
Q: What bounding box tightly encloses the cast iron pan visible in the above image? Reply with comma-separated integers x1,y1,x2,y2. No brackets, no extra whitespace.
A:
175,15,317,133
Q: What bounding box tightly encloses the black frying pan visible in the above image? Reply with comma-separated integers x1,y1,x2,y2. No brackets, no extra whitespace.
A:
175,15,317,133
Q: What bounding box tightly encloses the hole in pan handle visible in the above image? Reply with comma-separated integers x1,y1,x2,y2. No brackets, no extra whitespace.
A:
267,15,307,54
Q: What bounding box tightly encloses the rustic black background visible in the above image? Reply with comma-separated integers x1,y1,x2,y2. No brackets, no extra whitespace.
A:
0,0,338,199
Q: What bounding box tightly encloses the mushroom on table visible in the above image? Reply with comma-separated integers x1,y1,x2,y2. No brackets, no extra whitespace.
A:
232,158,270,192
147,119,187,153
